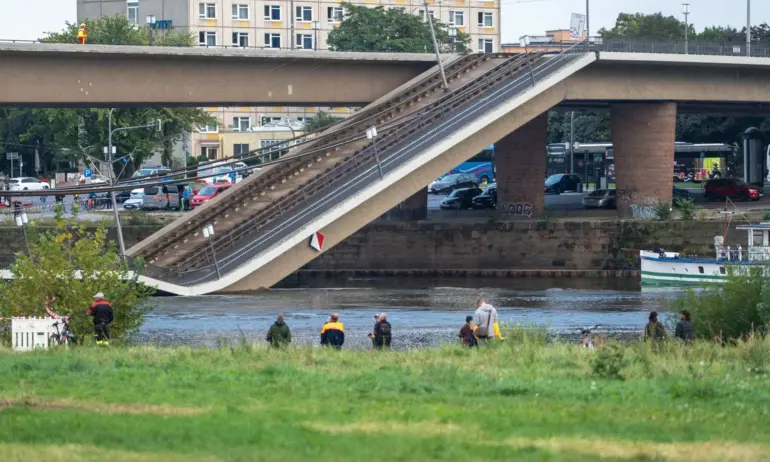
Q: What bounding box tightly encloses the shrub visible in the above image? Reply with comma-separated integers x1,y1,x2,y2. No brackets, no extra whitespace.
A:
763,210,770,221
591,342,628,380
670,266,767,342
675,198,698,220
653,200,672,221
0,206,154,344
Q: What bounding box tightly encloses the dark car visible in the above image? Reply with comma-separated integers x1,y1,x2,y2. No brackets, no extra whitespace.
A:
440,187,483,210
471,183,497,209
582,189,616,209
544,174,582,195
114,190,131,203
704,178,760,202
429,174,478,194
672,186,692,203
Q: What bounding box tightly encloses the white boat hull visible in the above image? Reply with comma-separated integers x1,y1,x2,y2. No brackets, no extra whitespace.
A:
639,250,759,285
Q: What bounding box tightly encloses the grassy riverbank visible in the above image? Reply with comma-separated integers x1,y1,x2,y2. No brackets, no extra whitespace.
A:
1,336,769,462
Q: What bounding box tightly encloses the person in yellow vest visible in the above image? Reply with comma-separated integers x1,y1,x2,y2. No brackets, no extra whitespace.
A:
77,24,88,45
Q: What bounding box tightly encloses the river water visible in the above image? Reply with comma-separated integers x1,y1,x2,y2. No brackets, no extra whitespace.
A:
138,278,685,349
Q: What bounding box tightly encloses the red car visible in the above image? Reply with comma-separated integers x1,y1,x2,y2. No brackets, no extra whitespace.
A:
190,183,232,208
704,178,760,201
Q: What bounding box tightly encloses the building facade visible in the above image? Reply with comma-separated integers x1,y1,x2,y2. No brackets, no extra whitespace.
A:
78,0,500,163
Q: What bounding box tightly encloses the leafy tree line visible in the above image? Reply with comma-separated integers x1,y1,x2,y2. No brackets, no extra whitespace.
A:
0,16,213,178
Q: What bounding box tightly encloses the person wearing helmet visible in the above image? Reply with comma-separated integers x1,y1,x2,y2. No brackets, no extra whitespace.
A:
88,292,114,345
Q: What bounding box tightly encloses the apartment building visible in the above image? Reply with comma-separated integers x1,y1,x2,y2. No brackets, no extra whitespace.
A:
78,0,501,162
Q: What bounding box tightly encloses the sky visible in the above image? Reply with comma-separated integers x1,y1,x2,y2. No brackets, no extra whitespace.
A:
0,0,767,43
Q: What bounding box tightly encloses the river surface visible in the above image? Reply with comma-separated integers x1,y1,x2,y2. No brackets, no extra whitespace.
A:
138,278,685,349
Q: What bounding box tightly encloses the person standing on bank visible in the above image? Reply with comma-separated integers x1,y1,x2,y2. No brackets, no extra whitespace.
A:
368,314,380,348
644,311,666,341
373,312,392,349
473,297,498,345
88,292,114,346
459,315,478,348
675,310,694,342
320,313,345,349
266,315,292,348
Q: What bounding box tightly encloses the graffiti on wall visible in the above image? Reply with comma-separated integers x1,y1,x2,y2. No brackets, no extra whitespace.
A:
616,187,658,219
502,202,534,218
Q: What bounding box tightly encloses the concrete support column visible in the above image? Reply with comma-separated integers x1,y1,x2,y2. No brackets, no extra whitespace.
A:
611,103,676,218
495,113,547,218
401,188,428,220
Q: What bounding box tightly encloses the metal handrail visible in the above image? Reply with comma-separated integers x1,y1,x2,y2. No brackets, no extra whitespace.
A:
172,53,540,270
142,45,587,285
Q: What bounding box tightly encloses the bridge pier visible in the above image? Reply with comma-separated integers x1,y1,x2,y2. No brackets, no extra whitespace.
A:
495,113,547,218
611,103,676,219
401,188,428,220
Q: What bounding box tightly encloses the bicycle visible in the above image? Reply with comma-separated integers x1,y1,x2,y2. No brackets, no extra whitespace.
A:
578,325,602,349
49,317,78,347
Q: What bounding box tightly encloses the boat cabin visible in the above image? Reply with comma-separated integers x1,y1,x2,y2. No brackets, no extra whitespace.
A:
724,223,770,261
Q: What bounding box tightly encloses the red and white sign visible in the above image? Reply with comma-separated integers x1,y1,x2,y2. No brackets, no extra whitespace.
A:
309,231,325,252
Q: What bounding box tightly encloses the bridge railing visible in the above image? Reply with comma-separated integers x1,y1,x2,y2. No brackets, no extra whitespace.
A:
594,37,770,57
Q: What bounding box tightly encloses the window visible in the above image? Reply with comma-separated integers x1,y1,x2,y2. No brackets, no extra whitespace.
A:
199,2,216,19
449,11,464,27
478,38,493,53
200,146,219,160
264,33,281,49
232,4,249,20
198,31,216,47
698,266,705,274
260,116,282,126
233,144,250,155
233,117,251,132
478,12,493,27
127,1,139,25
327,6,343,23
232,32,249,47
199,123,218,133
418,9,435,22
264,5,281,20
295,6,312,22
296,34,313,50
720,267,726,275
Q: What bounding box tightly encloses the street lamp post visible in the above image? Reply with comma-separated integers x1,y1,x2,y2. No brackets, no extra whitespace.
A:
747,0,751,57
15,211,30,255
202,224,221,279
569,112,575,174
423,0,448,90
682,4,690,54
585,0,590,49
366,126,384,179
106,109,162,258
519,35,536,86
146,15,156,45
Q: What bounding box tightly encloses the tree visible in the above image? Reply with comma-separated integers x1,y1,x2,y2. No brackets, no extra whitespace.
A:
0,207,154,343
303,111,343,132
599,12,688,40
328,3,470,53
0,16,214,178
547,111,610,144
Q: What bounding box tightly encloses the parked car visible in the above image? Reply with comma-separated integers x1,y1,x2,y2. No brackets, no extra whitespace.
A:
582,189,616,209
122,189,144,210
7,177,49,191
440,187,483,210
190,183,232,208
78,174,109,185
429,174,478,194
471,183,497,209
704,178,760,201
143,184,188,210
544,174,582,194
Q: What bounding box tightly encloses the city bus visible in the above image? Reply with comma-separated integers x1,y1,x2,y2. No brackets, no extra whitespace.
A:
445,145,495,183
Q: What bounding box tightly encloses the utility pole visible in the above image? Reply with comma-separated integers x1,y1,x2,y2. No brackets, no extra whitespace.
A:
746,0,751,57
682,4,690,54
106,108,126,258
424,0,448,89
585,0,590,48
569,112,575,174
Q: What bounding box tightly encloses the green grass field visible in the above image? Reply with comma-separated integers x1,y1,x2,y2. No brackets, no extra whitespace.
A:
1,335,769,461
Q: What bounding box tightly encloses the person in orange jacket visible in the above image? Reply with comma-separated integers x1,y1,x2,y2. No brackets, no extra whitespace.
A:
77,24,88,45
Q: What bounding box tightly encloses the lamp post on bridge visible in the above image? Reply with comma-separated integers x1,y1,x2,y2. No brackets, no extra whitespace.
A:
746,0,751,57
202,224,221,279
424,0,448,90
682,4,690,55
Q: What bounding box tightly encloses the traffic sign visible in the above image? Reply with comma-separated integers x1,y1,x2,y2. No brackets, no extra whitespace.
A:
84,169,93,178
5,152,19,160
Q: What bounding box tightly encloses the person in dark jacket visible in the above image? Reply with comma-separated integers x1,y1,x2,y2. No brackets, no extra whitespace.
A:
88,292,114,345
266,315,292,348
644,311,665,342
373,312,392,349
368,314,380,347
459,315,478,347
675,310,695,342
320,313,345,349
